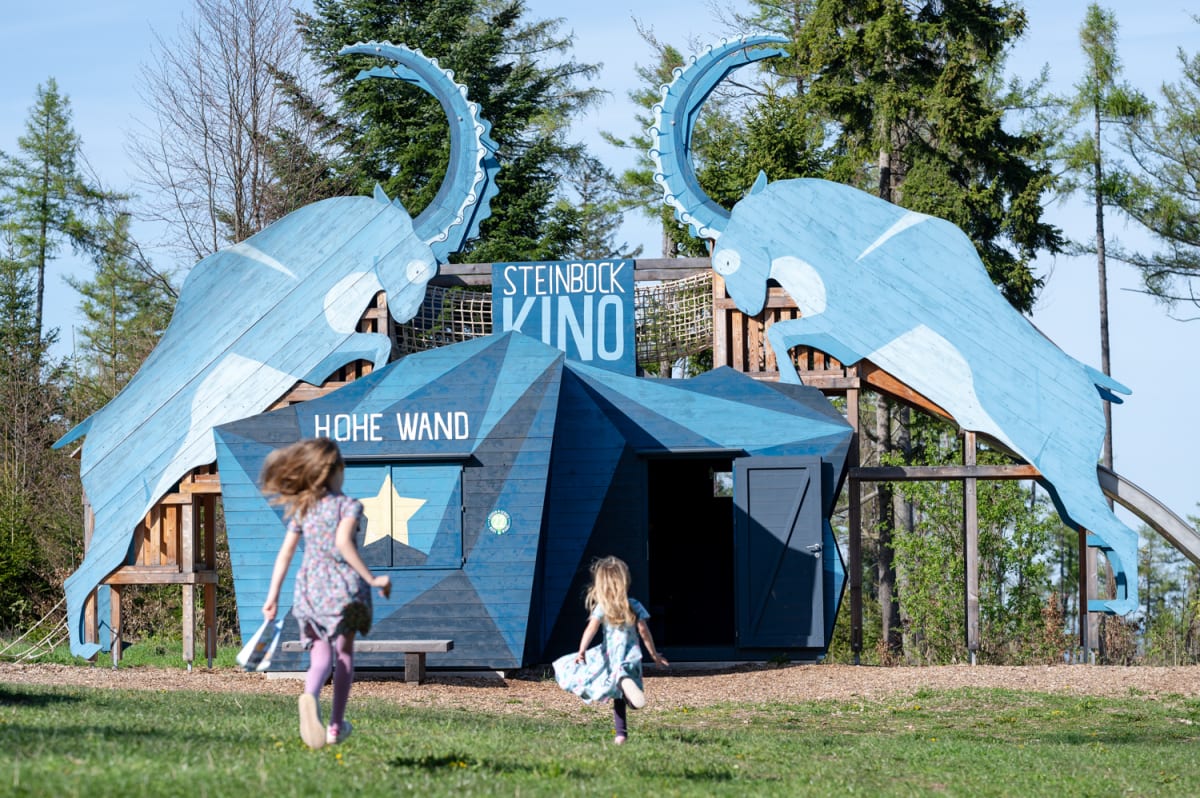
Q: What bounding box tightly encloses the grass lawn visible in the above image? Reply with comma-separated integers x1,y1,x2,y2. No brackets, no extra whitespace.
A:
1,678,1197,797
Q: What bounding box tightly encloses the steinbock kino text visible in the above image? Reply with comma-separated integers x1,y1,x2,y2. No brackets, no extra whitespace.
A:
493,260,635,374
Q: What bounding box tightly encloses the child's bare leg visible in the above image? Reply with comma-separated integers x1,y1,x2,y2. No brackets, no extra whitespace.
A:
329,632,356,728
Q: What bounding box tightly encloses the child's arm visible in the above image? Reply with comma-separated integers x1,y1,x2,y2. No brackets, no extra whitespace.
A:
637,618,670,666
262,530,301,621
335,515,392,598
574,617,602,663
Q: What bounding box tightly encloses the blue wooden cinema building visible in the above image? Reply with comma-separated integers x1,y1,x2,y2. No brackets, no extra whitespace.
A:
214,331,853,669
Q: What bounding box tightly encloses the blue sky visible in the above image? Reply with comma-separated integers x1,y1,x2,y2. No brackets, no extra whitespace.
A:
2,1,1199,527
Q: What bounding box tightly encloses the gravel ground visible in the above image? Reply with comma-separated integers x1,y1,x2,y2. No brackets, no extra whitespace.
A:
4,662,1199,716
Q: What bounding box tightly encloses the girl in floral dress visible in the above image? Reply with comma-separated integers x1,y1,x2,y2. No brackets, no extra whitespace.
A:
261,438,391,750
553,556,668,744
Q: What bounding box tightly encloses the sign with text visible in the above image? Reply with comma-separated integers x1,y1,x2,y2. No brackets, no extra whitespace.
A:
492,260,635,374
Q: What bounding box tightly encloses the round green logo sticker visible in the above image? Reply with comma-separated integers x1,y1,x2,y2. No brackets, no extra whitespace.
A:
487,509,512,535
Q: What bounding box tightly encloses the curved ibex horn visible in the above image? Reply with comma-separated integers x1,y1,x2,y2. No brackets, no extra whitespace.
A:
340,42,501,262
649,35,788,242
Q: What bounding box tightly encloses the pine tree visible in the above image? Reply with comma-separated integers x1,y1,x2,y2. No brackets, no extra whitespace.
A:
0,78,108,335
796,0,1061,312
1056,4,1152,468
66,213,176,419
1113,29,1200,316
282,0,614,262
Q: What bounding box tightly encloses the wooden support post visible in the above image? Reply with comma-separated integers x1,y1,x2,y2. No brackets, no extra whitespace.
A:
110,585,122,669
181,498,197,668
963,431,980,664
84,591,97,649
1078,526,1090,661
1088,546,1101,663
203,494,218,668
847,386,863,664
204,583,217,669
712,273,729,369
182,585,196,669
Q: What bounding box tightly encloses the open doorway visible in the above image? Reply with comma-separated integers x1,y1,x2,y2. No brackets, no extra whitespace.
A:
646,457,736,651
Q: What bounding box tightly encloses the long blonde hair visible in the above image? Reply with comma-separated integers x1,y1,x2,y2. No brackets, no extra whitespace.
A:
584,556,636,627
260,438,344,521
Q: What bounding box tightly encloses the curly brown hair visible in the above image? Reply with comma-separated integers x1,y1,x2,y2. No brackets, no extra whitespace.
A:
259,438,344,521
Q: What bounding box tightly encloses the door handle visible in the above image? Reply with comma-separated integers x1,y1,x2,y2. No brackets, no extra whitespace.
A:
806,543,823,553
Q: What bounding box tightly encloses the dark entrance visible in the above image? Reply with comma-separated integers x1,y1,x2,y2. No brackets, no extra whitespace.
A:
646,457,736,652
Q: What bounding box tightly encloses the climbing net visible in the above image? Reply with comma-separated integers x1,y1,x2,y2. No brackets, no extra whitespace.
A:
394,272,714,367
0,597,68,662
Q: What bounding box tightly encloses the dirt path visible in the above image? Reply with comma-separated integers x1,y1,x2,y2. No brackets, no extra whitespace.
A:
4,662,1199,715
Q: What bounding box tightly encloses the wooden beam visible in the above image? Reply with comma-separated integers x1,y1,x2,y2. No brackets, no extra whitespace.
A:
713,293,804,311
178,481,223,495
859,363,954,421
428,257,711,288
103,569,219,585
851,464,1041,481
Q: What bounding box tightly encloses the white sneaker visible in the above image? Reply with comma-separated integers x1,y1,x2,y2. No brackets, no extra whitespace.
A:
326,719,353,745
298,694,325,749
619,677,645,709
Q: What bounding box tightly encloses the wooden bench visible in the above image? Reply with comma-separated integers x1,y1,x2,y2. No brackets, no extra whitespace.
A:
280,639,453,684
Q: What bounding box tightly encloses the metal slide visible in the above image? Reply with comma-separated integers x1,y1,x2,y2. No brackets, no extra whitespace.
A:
1098,465,1200,566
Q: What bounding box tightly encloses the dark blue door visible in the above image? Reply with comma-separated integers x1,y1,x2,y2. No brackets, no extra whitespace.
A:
734,456,824,648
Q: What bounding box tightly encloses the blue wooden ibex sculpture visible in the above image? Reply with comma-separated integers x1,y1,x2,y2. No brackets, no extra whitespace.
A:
55,42,500,657
652,36,1138,615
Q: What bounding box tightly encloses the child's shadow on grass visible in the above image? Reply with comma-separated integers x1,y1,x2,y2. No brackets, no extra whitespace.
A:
0,686,83,708
388,753,549,772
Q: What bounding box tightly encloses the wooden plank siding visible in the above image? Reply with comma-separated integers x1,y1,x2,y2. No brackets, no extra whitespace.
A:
214,329,854,668
215,334,565,671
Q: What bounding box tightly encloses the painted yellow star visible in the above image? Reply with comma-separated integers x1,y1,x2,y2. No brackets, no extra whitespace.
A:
359,473,427,548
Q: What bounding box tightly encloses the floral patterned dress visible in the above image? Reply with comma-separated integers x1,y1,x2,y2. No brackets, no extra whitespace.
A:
290,492,373,646
553,598,649,703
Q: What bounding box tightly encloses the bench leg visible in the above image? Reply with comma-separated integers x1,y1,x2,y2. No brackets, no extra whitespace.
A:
405,652,426,684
